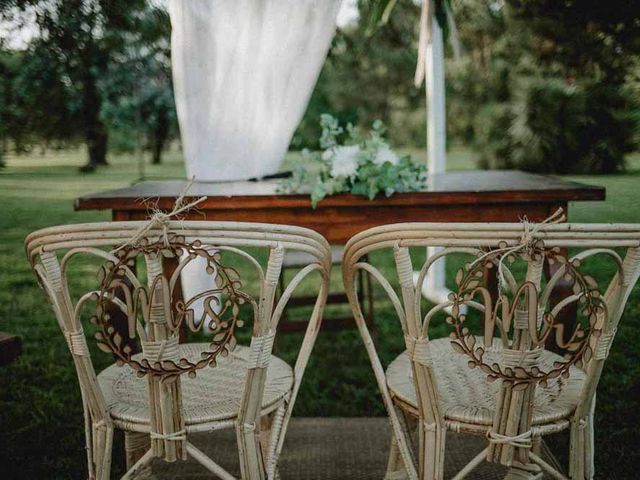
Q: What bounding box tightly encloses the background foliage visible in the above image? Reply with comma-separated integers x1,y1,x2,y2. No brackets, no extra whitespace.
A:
0,0,173,169
297,0,640,174
1,0,639,173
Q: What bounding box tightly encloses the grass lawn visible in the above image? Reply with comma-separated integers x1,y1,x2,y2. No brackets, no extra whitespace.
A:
0,147,639,478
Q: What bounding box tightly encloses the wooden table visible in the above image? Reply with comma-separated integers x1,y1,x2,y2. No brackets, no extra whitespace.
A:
76,170,605,242
76,170,604,343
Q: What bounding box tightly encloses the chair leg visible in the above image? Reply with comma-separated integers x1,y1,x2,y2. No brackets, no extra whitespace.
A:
386,407,419,479
92,422,114,480
584,415,594,480
83,406,96,480
125,431,151,470
260,413,275,467
386,432,411,480
418,423,446,480
569,415,594,480
264,405,287,480
237,421,267,480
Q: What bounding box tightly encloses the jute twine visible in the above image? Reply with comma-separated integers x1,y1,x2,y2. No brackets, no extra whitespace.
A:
112,178,207,253
470,208,566,295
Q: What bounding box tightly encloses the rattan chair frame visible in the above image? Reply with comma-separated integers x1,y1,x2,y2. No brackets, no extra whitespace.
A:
342,222,640,480
26,220,331,480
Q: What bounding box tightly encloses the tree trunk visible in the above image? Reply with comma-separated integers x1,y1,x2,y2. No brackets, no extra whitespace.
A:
80,69,108,171
85,128,108,170
151,108,169,165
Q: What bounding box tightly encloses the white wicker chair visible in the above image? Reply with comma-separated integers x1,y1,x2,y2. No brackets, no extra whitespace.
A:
26,220,331,480
342,222,640,480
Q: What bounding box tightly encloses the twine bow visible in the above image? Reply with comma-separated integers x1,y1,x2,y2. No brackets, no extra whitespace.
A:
471,208,566,294
113,178,207,253
487,429,533,449
150,430,186,442
414,0,461,87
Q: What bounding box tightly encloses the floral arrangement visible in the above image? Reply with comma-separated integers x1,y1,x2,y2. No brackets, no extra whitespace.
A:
279,114,427,207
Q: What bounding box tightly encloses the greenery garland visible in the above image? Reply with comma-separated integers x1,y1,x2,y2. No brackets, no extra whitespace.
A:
279,114,427,208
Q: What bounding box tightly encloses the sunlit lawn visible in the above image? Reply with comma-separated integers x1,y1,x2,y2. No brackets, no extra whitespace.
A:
0,147,639,478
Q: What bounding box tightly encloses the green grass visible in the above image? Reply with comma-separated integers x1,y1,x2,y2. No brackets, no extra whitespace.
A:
0,148,639,478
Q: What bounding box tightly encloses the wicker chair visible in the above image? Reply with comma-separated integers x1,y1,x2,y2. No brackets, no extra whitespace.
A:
26,220,331,480
342,222,640,480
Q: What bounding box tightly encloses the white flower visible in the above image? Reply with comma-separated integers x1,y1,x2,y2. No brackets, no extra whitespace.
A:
373,146,400,166
328,145,360,177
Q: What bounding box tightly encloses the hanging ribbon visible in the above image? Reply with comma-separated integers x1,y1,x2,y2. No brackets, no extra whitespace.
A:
414,0,461,87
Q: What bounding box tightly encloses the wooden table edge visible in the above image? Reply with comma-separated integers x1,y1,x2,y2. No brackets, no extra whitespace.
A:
75,187,605,212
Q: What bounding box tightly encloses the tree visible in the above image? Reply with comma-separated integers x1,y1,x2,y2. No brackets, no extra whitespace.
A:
312,0,639,173
295,0,424,149
100,5,175,164
0,0,168,170
450,0,640,173
508,0,640,85
0,53,19,165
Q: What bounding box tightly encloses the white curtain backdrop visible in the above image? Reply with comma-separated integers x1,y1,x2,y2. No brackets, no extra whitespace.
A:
169,0,342,181
169,0,341,321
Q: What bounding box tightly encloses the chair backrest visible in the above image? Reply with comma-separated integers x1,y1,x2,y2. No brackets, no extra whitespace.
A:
343,222,640,466
26,220,330,468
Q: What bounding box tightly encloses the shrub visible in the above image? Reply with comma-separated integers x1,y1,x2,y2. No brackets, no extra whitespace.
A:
476,78,638,174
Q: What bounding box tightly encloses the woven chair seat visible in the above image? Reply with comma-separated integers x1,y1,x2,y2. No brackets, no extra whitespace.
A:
98,343,293,428
386,338,586,428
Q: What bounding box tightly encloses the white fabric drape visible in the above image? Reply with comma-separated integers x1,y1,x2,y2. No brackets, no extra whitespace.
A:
169,0,342,181
169,0,341,321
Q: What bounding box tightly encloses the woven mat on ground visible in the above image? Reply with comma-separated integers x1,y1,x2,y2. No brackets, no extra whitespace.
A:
137,417,559,479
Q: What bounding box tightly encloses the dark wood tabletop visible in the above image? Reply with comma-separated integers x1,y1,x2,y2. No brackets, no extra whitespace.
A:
77,170,604,209
75,170,604,243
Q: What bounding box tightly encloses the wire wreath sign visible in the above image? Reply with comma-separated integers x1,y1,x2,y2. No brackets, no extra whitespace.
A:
91,234,254,379
447,243,608,389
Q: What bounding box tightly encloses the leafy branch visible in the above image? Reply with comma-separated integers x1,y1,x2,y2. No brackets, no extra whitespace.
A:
279,114,426,208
